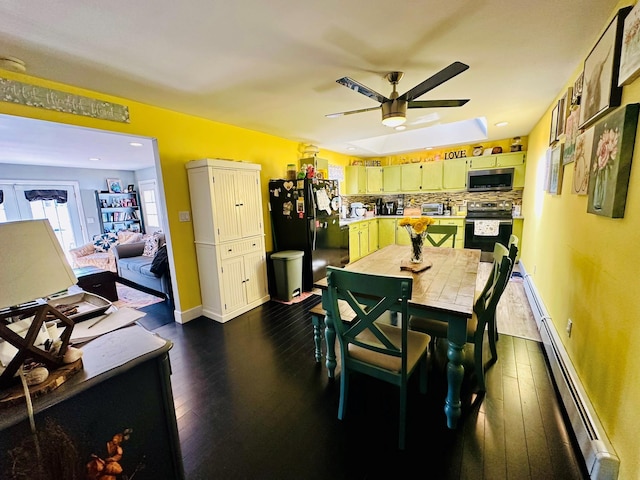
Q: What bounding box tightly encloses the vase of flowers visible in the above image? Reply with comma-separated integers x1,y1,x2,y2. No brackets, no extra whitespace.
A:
398,217,436,263
592,125,619,210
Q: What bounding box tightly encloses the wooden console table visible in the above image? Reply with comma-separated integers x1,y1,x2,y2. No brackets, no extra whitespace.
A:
0,325,184,479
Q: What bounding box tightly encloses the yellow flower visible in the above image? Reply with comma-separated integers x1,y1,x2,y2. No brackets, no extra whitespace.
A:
398,216,436,234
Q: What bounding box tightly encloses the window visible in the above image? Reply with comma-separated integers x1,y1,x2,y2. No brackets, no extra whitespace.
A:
138,179,164,232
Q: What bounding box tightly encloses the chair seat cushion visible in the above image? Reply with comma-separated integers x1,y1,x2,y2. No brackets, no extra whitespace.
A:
349,323,430,373
409,313,479,341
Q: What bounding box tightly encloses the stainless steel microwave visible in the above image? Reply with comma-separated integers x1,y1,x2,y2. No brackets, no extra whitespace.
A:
467,168,514,192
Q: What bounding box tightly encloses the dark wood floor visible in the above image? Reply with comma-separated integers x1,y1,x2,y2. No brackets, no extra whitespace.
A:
138,296,588,480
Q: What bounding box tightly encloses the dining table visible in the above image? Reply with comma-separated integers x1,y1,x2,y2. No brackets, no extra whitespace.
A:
314,244,481,429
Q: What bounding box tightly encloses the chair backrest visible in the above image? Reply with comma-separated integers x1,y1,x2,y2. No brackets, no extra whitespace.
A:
474,254,512,328
326,266,413,379
477,242,509,302
425,224,457,247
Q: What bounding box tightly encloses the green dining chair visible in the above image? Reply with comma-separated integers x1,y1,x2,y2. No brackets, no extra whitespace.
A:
409,252,512,392
325,266,431,450
425,224,457,247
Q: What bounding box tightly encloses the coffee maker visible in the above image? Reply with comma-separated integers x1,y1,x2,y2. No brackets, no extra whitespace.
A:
383,201,396,215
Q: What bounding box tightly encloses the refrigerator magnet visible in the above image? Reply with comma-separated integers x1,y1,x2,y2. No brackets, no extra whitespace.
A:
296,197,305,214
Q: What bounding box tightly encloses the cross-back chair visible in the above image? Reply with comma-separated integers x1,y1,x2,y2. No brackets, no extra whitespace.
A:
325,266,431,449
425,224,457,247
408,250,512,392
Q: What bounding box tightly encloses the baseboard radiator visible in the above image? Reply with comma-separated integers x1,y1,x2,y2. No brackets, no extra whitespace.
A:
520,262,619,480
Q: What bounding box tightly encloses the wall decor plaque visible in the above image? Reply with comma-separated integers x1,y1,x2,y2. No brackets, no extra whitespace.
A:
0,77,130,123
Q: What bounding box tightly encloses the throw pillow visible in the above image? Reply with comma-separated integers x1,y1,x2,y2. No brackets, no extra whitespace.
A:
93,232,118,253
117,231,143,244
142,234,160,257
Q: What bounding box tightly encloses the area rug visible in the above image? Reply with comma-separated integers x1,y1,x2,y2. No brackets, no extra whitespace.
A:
272,291,318,305
113,282,164,309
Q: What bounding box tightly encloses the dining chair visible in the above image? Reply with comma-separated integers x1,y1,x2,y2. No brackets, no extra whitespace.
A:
409,252,512,392
425,224,457,247
325,266,431,450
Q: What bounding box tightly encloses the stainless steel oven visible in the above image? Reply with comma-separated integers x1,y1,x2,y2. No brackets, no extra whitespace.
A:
464,200,513,262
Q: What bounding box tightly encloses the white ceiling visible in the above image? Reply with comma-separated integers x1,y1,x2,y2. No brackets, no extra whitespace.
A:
0,0,620,169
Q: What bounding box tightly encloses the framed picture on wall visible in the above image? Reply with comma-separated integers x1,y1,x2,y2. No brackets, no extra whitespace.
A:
587,103,640,218
572,126,595,195
579,6,631,128
563,106,580,165
106,178,123,194
556,88,571,138
549,103,559,146
548,144,564,195
619,2,640,86
572,72,584,106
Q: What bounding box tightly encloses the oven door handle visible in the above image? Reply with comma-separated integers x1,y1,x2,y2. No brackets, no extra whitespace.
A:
465,219,513,225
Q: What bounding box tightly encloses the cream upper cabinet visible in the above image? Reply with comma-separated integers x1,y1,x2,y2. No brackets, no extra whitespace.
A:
382,165,402,192
421,161,443,191
401,164,422,191
345,165,366,194
468,155,497,169
366,167,383,193
496,152,526,167
442,158,468,190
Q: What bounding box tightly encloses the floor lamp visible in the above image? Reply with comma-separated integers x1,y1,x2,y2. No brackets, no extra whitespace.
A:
0,219,78,389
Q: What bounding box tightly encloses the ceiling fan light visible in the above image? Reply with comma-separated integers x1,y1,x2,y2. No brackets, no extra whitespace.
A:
381,100,407,127
382,115,406,127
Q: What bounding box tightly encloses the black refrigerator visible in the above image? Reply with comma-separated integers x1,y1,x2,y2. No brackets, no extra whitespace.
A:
268,178,346,292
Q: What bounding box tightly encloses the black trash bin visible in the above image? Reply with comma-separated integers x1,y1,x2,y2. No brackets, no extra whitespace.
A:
271,250,304,301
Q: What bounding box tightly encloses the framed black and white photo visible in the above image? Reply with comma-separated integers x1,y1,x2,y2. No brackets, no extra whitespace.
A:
579,6,631,128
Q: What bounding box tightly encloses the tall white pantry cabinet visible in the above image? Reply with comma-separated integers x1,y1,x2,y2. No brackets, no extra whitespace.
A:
186,159,270,323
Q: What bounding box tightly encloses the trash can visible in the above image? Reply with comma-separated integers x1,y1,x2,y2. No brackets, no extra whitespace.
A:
271,250,304,301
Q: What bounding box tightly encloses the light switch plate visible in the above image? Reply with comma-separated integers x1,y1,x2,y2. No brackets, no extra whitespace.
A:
179,211,191,222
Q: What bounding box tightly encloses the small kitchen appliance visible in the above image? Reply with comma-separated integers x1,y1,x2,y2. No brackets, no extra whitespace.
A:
383,201,396,215
350,202,366,218
421,203,444,216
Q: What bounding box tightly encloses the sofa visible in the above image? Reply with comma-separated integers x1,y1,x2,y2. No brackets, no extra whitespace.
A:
113,233,172,301
69,231,144,272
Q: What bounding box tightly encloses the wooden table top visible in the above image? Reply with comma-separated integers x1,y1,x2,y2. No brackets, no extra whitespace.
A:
314,245,481,319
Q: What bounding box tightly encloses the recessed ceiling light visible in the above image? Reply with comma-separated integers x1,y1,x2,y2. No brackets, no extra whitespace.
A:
495,121,508,127
395,125,406,131
0,56,26,73
347,147,356,151
88,157,100,162
425,147,433,150
129,142,143,147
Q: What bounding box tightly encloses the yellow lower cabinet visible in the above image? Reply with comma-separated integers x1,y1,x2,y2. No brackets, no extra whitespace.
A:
378,218,396,248
435,217,465,249
368,219,379,253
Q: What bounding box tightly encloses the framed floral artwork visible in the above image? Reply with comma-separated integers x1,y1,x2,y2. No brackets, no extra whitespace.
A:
563,106,580,165
587,103,640,217
572,126,594,195
549,144,564,195
579,7,631,129
619,2,640,86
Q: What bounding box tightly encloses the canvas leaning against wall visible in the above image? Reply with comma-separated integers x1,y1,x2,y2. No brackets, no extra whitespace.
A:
587,103,639,217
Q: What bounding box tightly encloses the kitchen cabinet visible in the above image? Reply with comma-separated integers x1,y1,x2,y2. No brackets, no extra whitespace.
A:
401,162,442,191
396,220,413,246
496,151,526,167
368,218,379,252
468,155,498,169
96,191,144,233
378,218,396,248
344,165,367,194
349,220,371,262
442,158,468,190
512,217,523,259
382,165,402,192
366,167,383,193
186,159,269,323
421,161,443,191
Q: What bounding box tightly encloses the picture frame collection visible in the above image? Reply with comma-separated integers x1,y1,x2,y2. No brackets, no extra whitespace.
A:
546,4,640,219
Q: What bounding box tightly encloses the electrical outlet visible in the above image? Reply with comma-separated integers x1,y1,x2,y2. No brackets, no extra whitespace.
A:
566,318,573,337
179,211,191,222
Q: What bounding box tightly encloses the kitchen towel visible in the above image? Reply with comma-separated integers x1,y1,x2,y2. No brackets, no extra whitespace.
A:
474,220,500,236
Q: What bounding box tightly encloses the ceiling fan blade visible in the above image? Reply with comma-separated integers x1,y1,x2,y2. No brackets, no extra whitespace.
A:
326,106,381,118
408,99,470,108
399,61,469,101
336,77,389,104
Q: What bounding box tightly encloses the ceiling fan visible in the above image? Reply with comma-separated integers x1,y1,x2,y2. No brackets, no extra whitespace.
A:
326,61,470,127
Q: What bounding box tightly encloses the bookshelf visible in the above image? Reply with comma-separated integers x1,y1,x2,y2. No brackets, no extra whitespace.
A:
95,191,144,233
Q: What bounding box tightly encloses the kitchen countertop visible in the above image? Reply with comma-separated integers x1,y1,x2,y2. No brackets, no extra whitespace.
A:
339,214,524,227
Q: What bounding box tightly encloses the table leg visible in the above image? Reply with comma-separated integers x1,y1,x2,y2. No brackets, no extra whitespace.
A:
445,317,467,428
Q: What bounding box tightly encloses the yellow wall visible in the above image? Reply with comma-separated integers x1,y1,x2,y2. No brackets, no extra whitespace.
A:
520,2,640,477
0,69,351,313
